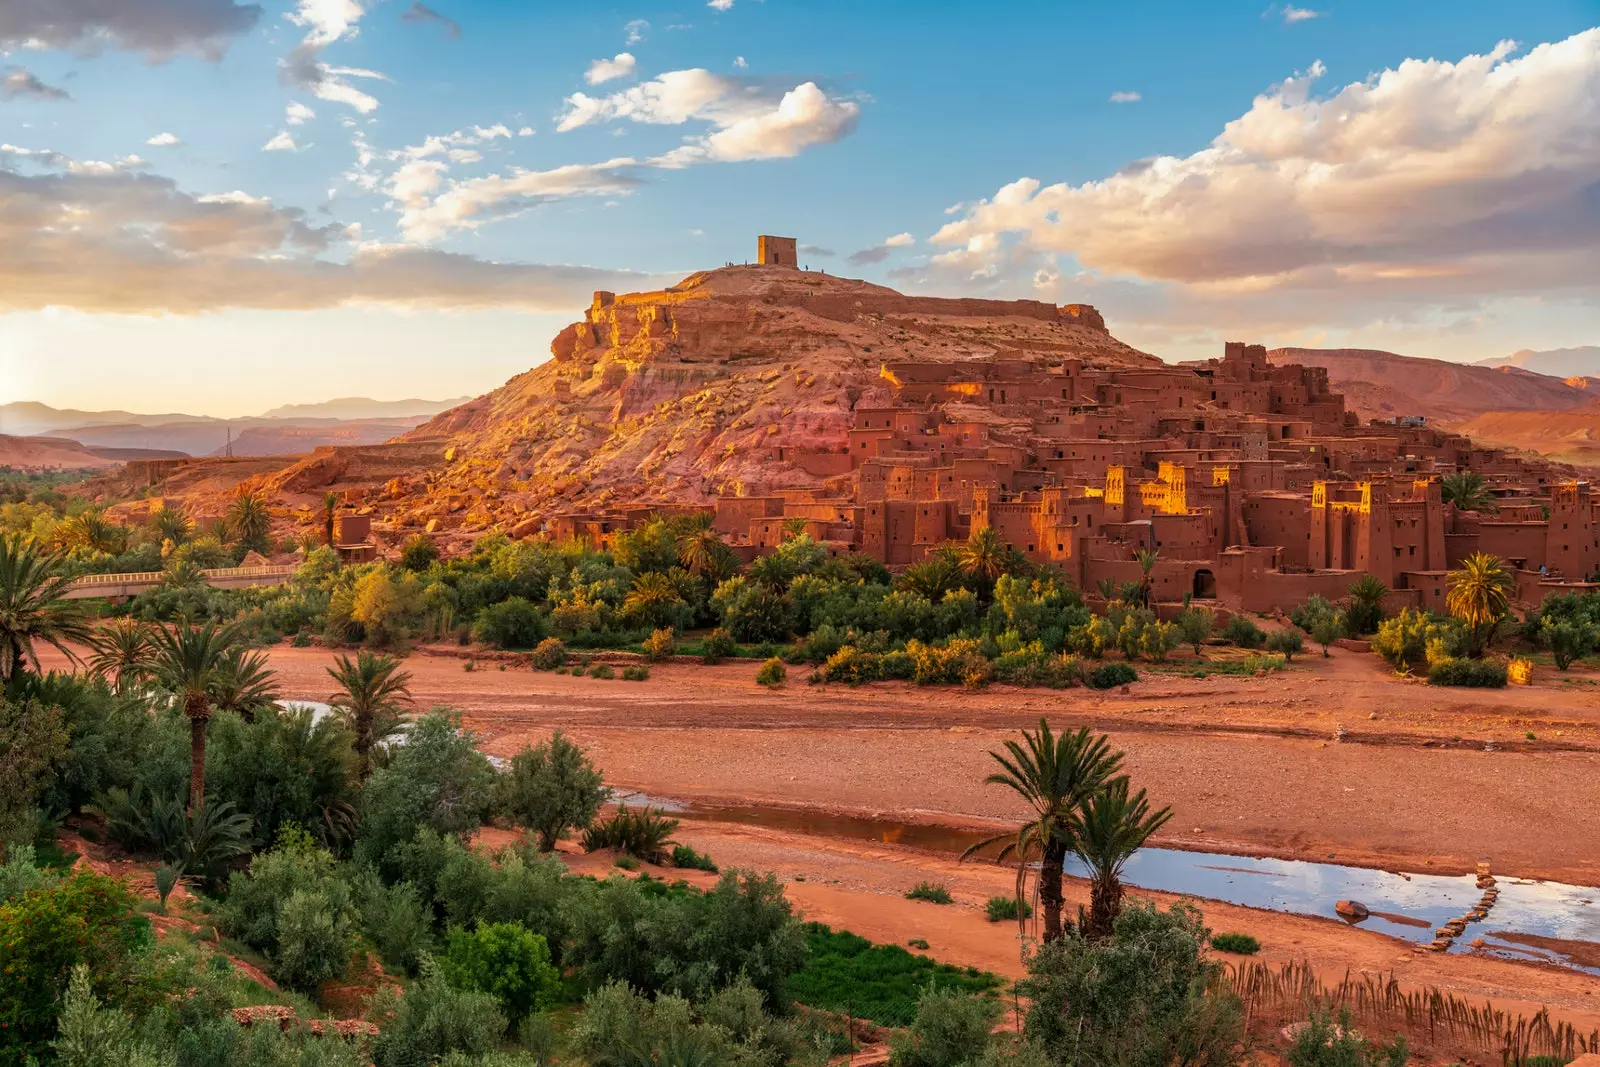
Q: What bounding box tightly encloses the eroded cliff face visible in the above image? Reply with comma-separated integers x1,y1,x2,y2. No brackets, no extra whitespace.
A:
385,266,1154,537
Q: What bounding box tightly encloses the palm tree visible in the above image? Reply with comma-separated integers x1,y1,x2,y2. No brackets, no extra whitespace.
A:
1446,552,1515,658
678,527,731,579
327,650,413,779
1133,549,1160,608
0,535,92,686
957,528,1007,587
228,489,272,554
150,621,243,812
1441,471,1498,514
1344,574,1389,635
779,517,808,541
622,572,683,629
1071,777,1173,939
961,721,1124,942
150,505,193,549
88,618,155,694
58,510,128,555
322,491,340,547
210,647,281,721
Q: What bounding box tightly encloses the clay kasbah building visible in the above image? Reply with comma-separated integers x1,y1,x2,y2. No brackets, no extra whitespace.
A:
541,236,1600,615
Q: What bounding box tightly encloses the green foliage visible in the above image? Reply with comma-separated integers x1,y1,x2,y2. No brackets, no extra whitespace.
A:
475,597,548,650
701,628,737,664
205,704,359,849
1539,614,1597,670
1209,932,1259,955
1372,609,1462,671
216,833,356,991
1265,629,1303,661
401,535,441,572
371,959,509,1067
1087,662,1138,689
0,697,68,852
985,895,1032,923
355,708,497,877
712,577,796,643
905,882,953,905
889,986,1003,1067
0,870,149,1063
496,731,607,852
99,789,253,891
0,845,60,902
442,921,561,1022
1019,903,1243,1067
622,664,651,682
1220,615,1265,649
1173,607,1215,653
1286,1010,1409,1067
1344,576,1389,636
1440,470,1496,514
672,844,718,872
992,642,1082,688
352,867,434,975
581,805,680,863
755,658,787,687
1426,658,1508,688
790,924,1002,1026
589,663,616,680
530,637,568,670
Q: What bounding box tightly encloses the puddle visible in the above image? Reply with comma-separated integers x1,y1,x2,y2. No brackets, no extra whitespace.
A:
629,795,1600,976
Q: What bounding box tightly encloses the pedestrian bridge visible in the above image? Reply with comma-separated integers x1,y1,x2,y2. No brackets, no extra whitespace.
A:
63,565,299,601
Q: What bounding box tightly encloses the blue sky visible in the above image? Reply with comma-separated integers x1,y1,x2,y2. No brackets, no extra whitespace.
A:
2,0,1597,417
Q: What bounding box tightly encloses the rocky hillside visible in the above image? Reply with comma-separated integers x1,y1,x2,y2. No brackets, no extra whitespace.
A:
390,266,1153,537
1267,347,1597,425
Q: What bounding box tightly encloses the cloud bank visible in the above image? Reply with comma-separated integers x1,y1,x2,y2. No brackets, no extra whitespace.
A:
0,0,261,59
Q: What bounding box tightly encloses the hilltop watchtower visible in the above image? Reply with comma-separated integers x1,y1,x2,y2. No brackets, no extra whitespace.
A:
757,235,798,268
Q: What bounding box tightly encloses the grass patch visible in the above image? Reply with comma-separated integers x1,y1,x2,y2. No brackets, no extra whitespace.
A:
790,924,1003,1026
671,844,718,872
1210,932,1260,955
984,895,1032,922
904,882,953,904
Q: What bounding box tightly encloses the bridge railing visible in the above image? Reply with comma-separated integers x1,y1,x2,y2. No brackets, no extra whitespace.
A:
66,565,299,591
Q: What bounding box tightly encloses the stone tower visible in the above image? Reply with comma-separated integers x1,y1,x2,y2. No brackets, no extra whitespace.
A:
757,235,798,268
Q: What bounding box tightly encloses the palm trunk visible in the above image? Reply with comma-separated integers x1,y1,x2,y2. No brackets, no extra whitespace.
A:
1039,837,1067,942
186,694,210,814
355,710,372,781
1086,874,1123,940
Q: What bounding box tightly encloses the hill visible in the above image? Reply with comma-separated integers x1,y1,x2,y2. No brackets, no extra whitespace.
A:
1266,347,1597,425
258,397,473,420
1475,346,1600,379
0,402,212,438
0,434,119,471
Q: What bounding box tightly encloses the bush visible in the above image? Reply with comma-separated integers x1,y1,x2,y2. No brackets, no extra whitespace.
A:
890,985,1003,1067
370,959,507,1067
401,535,440,572
1540,617,1596,670
701,628,738,665
589,664,615,680
1372,608,1463,671
1426,657,1508,688
1087,662,1138,689
755,658,787,687
441,921,561,1022
790,924,1002,1026
581,805,679,863
820,645,882,685
215,832,356,992
352,869,434,976
985,895,1033,923
1221,615,1265,649
905,882,953,905
621,665,650,682
496,731,607,852
641,627,677,662
1209,932,1259,955
672,844,719,872
1265,629,1303,661
1287,1009,1408,1067
473,597,547,650
1173,607,1215,654
529,637,567,671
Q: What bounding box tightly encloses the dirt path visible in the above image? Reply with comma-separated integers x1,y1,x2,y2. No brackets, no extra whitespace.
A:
246,645,1600,887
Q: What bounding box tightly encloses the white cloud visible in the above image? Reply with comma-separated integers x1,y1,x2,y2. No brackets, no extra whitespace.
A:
0,0,261,60
585,52,638,86
1281,5,1323,23
390,157,641,242
708,0,734,9
397,124,513,162
263,130,300,152
623,19,649,45
1109,90,1141,103
3,67,70,101
558,69,749,132
146,131,182,147
911,30,1600,350
849,232,916,265
733,56,747,69
280,0,387,113
653,82,859,166
884,232,915,248
517,126,534,136
286,102,316,125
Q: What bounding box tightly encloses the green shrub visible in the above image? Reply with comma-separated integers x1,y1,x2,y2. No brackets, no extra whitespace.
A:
614,856,640,871
496,731,606,852
1265,629,1303,660
1426,657,1508,688
1087,662,1138,689
215,833,356,992
589,664,615,680
906,882,953,905
1209,932,1260,955
621,664,650,682
701,628,738,665
473,597,547,650
529,637,567,671
985,895,1033,923
1286,1009,1408,1067
790,924,1002,1026
755,658,787,687
641,627,677,662
580,805,679,863
401,535,440,572
820,645,882,685
1241,652,1288,674
1173,607,1215,653
890,985,1003,1067
370,959,507,1067
352,868,434,976
1540,616,1597,670
441,921,561,1022
1221,615,1265,649
672,844,719,872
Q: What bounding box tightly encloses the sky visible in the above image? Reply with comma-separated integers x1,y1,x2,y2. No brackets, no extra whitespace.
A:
1,0,1598,418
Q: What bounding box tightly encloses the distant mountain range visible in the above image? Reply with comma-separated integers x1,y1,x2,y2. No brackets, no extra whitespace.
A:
1474,346,1600,379
0,397,469,459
